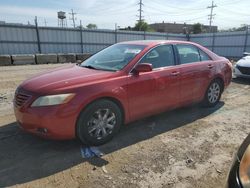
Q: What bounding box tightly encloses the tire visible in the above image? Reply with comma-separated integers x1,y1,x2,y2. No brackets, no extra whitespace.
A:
76,99,122,146
203,79,223,107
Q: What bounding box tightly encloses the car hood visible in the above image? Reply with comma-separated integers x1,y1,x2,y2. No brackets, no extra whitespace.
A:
236,57,250,67
20,64,115,93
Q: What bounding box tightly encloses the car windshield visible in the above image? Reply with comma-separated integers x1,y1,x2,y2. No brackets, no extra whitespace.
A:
81,44,146,71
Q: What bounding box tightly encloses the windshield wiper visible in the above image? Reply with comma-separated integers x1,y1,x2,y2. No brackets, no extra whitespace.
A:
81,65,98,70
81,65,116,72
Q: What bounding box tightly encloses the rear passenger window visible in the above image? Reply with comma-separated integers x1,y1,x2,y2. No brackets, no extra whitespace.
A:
199,49,211,61
176,44,200,64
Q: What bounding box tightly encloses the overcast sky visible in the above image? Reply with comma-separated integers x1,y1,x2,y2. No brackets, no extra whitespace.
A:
0,0,249,30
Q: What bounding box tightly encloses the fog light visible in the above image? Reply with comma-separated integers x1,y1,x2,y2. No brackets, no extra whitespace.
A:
37,128,48,134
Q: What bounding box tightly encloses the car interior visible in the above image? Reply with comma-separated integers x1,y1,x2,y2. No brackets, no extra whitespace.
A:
141,45,175,68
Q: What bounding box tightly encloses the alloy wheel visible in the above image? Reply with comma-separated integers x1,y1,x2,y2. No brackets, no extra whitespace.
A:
87,108,116,140
208,82,221,104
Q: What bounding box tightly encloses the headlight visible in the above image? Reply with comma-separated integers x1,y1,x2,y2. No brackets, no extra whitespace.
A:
239,144,250,187
31,93,75,107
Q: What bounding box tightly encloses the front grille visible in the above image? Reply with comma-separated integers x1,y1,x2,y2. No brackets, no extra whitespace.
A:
237,66,250,75
14,92,31,107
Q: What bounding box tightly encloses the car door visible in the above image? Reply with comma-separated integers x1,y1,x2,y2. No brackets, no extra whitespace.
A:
126,70,157,121
127,44,180,121
175,44,214,105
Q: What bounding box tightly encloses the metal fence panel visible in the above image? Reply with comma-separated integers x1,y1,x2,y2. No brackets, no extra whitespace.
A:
245,46,250,52
82,30,115,44
82,44,109,53
0,26,36,41
0,25,38,54
214,33,245,46
41,44,81,53
190,31,249,58
146,35,165,40
0,42,38,54
245,34,250,46
190,33,213,46
212,32,246,57
213,46,244,57
145,32,165,40
117,31,144,42
39,28,81,43
0,23,249,58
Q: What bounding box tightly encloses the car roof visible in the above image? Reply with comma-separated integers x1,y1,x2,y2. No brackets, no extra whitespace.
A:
119,40,221,61
119,40,198,47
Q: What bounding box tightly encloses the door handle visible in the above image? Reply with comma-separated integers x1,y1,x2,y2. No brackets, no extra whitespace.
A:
208,64,214,69
171,71,180,76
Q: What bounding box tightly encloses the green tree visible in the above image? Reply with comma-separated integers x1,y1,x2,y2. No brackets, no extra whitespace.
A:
193,23,202,34
134,21,154,32
86,23,97,29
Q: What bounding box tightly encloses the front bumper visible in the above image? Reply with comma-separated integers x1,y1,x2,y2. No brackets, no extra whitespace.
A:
14,103,78,140
234,67,250,78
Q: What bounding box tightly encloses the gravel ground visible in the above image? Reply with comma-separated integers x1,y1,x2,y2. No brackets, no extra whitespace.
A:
0,64,249,188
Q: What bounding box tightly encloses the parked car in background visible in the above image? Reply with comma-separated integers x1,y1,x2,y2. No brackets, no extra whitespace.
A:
227,134,250,188
14,40,232,145
234,52,250,78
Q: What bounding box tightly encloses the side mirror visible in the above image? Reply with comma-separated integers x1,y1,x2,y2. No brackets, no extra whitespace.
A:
133,63,153,74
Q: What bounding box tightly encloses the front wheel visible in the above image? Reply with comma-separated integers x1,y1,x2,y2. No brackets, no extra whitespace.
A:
203,80,223,107
76,99,122,146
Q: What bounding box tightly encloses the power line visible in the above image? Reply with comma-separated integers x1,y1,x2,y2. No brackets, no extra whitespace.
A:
91,3,135,14
69,9,77,28
144,7,205,17
217,0,242,6
217,6,249,16
207,1,217,32
144,5,204,15
149,0,207,11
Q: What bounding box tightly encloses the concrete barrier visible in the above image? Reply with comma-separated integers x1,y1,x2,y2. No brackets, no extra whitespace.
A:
12,54,35,65
58,53,76,63
0,55,12,66
36,54,57,64
1,53,92,66
76,53,92,62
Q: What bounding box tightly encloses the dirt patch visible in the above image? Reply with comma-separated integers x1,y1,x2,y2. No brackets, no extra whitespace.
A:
0,64,249,188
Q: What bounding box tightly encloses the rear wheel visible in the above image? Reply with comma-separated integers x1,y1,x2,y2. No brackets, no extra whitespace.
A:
76,99,122,146
203,79,223,107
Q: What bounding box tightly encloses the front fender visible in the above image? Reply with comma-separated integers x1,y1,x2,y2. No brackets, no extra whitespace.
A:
73,79,129,124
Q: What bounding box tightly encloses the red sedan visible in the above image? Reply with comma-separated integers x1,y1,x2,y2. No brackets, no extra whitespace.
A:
14,40,232,145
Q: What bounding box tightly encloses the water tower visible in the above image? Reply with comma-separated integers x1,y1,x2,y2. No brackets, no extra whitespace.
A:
58,11,67,27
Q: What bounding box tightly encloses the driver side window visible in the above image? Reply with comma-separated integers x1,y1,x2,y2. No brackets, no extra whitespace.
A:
139,45,175,69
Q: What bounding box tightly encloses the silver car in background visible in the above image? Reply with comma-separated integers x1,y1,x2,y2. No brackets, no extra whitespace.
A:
234,52,250,78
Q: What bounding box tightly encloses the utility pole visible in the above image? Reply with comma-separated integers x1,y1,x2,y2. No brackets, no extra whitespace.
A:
80,20,83,28
44,19,47,26
79,20,83,53
137,0,144,23
207,1,217,33
69,9,77,28
136,0,144,31
34,16,38,26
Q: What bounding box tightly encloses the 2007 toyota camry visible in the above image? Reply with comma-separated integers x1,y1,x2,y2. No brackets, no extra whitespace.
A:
14,40,232,145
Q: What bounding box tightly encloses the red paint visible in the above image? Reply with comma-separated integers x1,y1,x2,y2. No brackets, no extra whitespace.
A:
14,40,232,140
